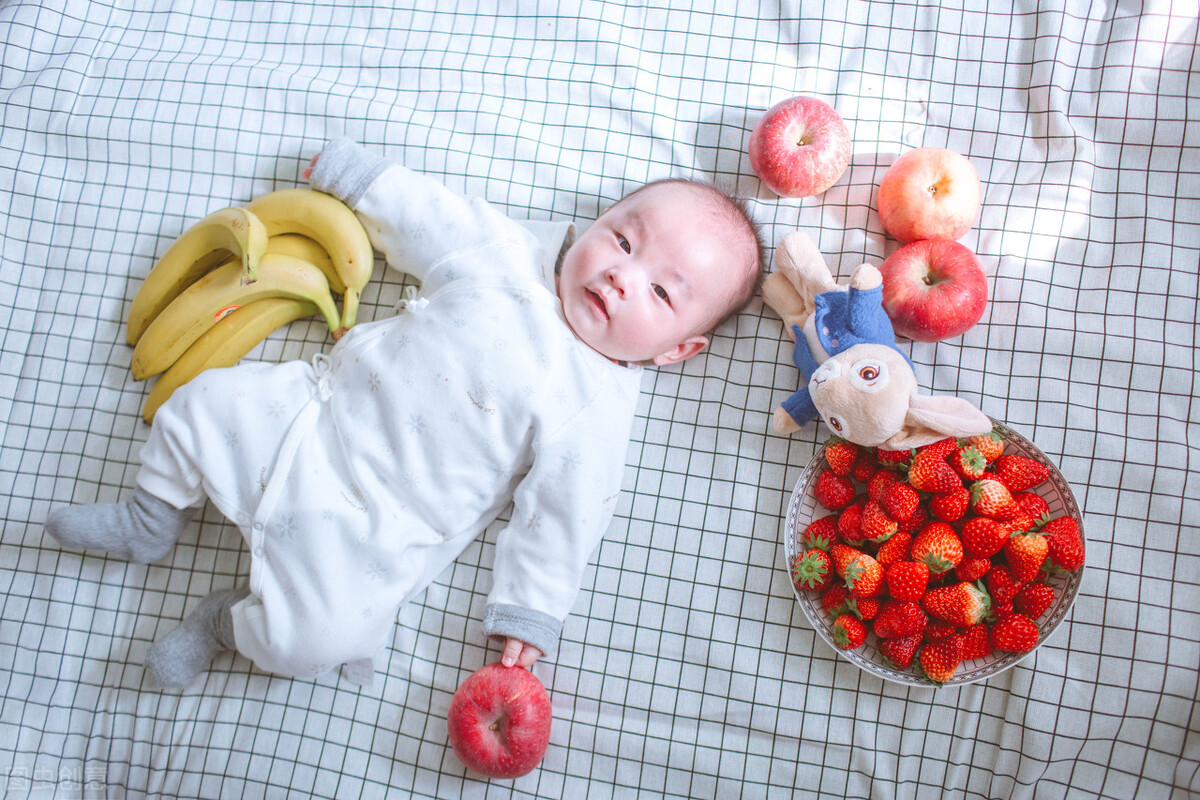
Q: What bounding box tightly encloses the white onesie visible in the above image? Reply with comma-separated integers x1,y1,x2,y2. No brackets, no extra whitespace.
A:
137,139,643,679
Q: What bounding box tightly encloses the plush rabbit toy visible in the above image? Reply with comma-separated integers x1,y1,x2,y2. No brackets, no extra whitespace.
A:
762,232,992,449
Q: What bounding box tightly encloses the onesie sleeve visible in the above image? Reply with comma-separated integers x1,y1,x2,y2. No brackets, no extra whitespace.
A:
481,375,642,658
309,138,532,289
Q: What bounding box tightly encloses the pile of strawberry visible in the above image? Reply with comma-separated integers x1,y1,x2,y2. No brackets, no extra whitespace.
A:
789,430,1084,685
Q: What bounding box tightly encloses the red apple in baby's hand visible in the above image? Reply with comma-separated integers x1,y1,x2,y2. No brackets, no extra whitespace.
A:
877,148,982,243
447,662,552,779
749,96,852,198
878,239,988,343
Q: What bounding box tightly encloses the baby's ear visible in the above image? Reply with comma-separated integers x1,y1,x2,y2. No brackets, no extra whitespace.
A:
881,394,992,449
651,335,708,366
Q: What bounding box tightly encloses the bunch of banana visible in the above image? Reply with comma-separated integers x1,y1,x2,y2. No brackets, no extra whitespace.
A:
127,189,375,422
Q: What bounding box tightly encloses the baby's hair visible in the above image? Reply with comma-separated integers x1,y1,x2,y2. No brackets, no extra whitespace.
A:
624,177,766,334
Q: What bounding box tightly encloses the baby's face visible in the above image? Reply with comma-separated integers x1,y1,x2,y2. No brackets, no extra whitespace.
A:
557,182,743,365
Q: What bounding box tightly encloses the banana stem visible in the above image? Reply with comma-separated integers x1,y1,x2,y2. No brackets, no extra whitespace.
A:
340,288,361,331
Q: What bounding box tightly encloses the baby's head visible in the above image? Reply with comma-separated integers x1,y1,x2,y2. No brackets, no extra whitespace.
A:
557,179,764,365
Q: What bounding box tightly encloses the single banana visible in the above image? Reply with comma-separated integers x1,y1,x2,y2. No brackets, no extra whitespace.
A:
266,233,346,294
130,252,340,380
126,206,269,345
246,189,374,333
140,297,320,423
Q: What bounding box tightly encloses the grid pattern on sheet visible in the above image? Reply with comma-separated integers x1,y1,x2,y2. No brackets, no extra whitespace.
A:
1,1,1198,798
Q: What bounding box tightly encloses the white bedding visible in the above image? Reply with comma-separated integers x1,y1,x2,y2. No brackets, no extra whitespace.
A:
1,1,1197,797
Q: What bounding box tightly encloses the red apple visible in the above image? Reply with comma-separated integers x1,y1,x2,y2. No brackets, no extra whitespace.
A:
878,239,988,342
877,147,982,243
748,96,852,198
447,662,552,779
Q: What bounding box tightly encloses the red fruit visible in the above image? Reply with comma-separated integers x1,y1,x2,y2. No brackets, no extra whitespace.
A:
983,564,1022,606
880,482,920,522
873,600,929,639
821,584,852,617
1005,529,1049,583
837,501,866,546
1042,516,1085,571
910,522,964,575
852,452,876,483
896,503,930,534
961,622,993,660
993,453,1049,492
885,561,930,602
966,430,1005,463
824,437,859,477
800,514,839,551
790,548,834,593
850,596,881,621
955,555,992,582
861,499,899,543
970,477,1022,520
875,447,913,467
960,516,1010,558
919,633,964,684
447,663,553,779
918,437,959,458
949,445,987,480
908,450,964,494
867,469,900,503
1013,491,1050,523
924,620,957,641
814,469,856,510
830,544,884,598
922,581,991,627
1014,582,1056,619
875,530,913,567
929,486,971,522
990,613,1040,653
877,633,922,670
831,613,867,649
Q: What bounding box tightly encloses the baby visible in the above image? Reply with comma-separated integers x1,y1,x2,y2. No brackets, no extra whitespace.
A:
45,138,765,688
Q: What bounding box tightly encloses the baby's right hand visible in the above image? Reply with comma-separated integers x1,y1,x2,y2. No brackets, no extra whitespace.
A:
301,153,320,180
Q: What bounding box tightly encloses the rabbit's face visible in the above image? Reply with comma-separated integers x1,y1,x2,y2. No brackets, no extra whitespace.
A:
809,344,918,447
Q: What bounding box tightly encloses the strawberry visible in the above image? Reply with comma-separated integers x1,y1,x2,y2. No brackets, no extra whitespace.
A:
861,499,899,543
991,599,1015,620
836,501,866,546
922,581,991,627
875,447,913,467
1014,582,1056,619
867,469,899,503
897,503,930,535
877,633,922,670
993,453,1049,492
919,633,964,684
790,548,834,593
873,600,928,639
814,469,856,510
928,486,971,522
924,620,957,641
970,477,1022,520
875,530,913,567
800,514,839,551
830,544,884,598
983,564,1022,606
907,450,963,494
824,437,859,477
960,516,1010,558
1004,529,1049,583
850,596,881,621
918,437,959,458
831,613,867,649
885,561,929,602
966,430,1005,463
852,452,876,483
961,622,993,660
990,613,1040,653
1042,516,1085,571
910,522,964,575
949,445,987,481
955,556,992,583
1013,491,1050,523
880,481,920,522
821,584,852,617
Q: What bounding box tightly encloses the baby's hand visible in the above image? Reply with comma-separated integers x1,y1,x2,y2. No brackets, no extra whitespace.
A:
301,153,320,180
501,637,543,668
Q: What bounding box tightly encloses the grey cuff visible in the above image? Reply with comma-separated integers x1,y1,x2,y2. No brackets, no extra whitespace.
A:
480,603,562,659
309,137,392,208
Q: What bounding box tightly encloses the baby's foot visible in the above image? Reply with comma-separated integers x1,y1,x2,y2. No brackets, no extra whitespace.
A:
145,587,247,690
44,488,195,563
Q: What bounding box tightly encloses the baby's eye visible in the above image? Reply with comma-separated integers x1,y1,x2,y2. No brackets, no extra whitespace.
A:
653,284,669,300
617,234,631,254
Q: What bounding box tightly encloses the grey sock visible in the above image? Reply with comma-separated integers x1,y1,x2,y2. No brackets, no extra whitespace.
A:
44,487,197,563
145,586,248,691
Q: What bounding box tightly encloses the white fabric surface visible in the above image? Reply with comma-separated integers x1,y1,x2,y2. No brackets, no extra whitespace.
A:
1,1,1197,798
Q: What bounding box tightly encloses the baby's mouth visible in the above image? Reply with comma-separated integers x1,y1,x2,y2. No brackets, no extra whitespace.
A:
586,289,609,320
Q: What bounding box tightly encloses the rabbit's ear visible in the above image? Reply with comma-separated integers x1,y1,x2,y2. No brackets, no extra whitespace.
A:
881,394,992,450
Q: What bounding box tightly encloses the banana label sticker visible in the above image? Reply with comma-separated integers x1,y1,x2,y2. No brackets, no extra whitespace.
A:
215,304,241,322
